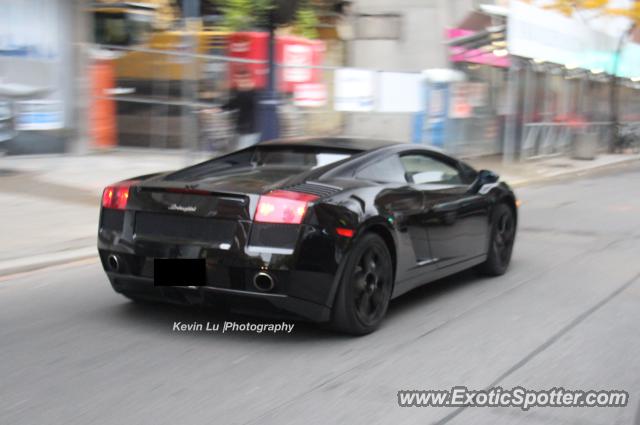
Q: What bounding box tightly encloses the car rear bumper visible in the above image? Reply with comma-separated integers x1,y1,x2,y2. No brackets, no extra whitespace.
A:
98,236,341,322
106,272,332,322
97,205,351,322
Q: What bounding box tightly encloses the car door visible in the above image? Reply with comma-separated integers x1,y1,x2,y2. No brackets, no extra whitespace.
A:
355,154,436,281
399,152,489,269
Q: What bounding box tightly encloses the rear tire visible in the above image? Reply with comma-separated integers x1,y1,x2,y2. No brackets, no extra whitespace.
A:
477,203,516,276
331,233,393,335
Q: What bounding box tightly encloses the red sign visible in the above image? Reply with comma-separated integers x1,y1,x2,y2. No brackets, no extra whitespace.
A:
294,83,327,107
227,32,325,93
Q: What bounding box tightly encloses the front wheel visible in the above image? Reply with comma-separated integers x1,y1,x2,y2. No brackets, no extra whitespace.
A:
331,233,394,335
477,203,516,276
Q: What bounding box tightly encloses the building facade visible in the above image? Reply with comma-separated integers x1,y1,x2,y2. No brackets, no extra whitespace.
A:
0,0,89,154
342,0,640,159
342,0,478,144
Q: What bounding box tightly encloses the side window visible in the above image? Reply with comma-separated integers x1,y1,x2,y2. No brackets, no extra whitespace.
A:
400,154,463,185
356,154,406,183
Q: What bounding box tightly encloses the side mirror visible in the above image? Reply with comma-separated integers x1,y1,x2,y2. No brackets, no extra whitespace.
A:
469,169,499,193
477,169,499,185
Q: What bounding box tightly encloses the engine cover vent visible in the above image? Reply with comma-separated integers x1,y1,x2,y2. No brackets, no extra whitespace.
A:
284,181,342,198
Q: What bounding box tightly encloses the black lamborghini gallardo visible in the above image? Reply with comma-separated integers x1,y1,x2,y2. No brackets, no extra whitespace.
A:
98,138,517,334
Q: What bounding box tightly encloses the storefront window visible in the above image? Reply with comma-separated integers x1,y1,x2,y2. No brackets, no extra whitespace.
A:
94,12,153,46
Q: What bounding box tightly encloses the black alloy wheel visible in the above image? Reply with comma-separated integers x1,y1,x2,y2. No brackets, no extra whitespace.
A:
494,208,515,265
332,233,393,335
477,203,516,276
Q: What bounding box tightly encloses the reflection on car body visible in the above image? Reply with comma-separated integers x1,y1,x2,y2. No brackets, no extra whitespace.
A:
98,137,518,334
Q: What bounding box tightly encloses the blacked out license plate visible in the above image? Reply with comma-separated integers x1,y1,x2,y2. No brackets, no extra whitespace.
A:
154,258,206,287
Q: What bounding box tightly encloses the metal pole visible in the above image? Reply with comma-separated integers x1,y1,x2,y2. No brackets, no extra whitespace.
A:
258,8,280,142
503,59,522,163
610,23,635,153
73,0,91,154
182,0,200,160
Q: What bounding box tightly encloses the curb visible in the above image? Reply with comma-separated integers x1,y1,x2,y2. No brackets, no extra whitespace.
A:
505,155,640,188
0,247,98,277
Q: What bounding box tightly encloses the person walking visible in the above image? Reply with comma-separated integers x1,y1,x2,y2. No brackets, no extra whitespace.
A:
222,68,260,150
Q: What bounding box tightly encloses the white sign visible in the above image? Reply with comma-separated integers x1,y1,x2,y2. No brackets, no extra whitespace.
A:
282,44,312,83
334,69,376,112
15,100,63,131
294,83,327,107
378,72,423,113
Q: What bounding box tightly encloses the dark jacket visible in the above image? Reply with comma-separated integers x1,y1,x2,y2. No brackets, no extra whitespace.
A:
223,89,258,134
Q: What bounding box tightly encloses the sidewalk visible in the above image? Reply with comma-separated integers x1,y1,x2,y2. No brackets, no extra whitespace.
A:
0,150,206,276
467,153,640,187
1,149,638,276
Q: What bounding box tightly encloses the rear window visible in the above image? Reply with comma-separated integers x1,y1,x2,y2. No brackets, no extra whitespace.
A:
166,146,356,181
253,149,351,167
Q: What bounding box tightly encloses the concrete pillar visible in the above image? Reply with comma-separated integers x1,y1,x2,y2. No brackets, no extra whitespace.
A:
70,0,92,154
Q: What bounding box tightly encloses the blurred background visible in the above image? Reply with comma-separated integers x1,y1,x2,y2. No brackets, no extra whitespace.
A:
2,3,640,425
1,0,640,160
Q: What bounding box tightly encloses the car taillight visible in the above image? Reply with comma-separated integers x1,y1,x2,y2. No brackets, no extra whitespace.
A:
336,227,355,238
101,181,136,210
254,190,319,224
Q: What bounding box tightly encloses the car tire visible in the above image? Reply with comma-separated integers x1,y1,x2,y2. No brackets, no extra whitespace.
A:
331,233,394,335
477,203,516,276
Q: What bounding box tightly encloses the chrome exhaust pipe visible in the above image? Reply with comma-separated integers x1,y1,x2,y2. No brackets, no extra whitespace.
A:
253,272,275,292
107,254,121,272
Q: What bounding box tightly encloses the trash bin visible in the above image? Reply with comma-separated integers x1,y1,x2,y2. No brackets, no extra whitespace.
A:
571,130,598,160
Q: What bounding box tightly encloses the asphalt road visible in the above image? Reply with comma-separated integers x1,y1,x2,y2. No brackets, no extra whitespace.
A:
2,165,640,425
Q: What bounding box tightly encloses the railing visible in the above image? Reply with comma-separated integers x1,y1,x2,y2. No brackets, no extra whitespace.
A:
86,42,346,151
520,121,613,160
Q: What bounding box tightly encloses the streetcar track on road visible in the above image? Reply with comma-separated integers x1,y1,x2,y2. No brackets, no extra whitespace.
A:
432,271,640,425
240,211,640,425
239,243,600,425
